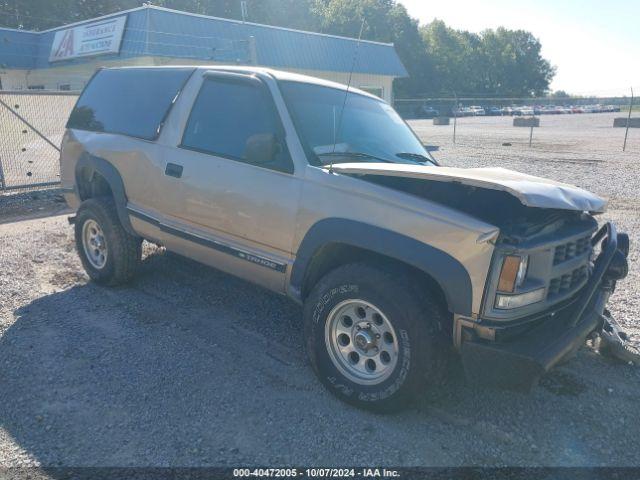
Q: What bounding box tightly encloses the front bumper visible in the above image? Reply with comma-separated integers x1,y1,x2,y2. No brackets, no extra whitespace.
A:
459,222,629,391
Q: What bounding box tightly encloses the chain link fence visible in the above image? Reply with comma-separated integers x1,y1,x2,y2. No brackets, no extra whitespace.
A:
394,96,638,153
0,91,636,196
0,91,78,193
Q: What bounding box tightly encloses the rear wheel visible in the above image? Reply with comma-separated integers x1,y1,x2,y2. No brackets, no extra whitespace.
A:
75,198,142,285
304,263,448,412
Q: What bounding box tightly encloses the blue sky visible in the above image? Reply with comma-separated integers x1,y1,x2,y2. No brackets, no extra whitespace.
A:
398,0,640,96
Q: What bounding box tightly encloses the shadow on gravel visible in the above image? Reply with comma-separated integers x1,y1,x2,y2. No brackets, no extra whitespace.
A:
1,249,639,467
0,250,308,467
0,190,71,225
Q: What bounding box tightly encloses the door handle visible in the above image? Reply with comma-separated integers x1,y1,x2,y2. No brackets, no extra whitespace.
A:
165,162,183,178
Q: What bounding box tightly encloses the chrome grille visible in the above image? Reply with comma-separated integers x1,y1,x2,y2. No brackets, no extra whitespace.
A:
547,265,588,298
553,235,591,265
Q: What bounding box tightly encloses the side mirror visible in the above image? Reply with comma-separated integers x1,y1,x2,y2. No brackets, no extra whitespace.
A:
244,133,279,164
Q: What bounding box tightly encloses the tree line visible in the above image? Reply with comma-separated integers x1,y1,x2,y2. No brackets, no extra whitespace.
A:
0,0,556,97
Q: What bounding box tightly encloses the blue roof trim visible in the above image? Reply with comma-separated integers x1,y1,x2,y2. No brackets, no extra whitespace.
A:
0,29,39,69
0,6,407,77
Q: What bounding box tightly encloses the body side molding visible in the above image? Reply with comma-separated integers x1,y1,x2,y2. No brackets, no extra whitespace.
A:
127,206,287,273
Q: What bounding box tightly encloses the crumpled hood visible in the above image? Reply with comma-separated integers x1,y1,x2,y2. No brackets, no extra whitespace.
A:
329,163,606,213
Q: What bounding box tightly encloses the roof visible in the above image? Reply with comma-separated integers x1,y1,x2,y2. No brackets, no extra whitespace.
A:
0,5,407,77
106,65,385,100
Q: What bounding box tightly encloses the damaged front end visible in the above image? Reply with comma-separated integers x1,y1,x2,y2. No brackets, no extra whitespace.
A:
459,223,631,390
329,163,634,390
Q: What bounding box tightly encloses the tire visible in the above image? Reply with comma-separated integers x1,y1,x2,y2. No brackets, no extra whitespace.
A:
304,263,448,412
74,197,142,286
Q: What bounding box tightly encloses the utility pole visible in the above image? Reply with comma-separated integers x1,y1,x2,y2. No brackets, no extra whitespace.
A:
623,86,634,152
453,92,458,145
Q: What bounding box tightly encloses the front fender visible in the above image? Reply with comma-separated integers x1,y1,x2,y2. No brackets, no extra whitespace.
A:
291,218,473,316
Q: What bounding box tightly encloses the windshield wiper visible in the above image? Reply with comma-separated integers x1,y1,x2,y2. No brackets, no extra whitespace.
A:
395,152,437,165
317,151,394,165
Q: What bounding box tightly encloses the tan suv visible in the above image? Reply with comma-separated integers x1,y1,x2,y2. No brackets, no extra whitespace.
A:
60,66,630,411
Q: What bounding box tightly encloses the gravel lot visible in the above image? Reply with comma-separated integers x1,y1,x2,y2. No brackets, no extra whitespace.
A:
0,113,639,468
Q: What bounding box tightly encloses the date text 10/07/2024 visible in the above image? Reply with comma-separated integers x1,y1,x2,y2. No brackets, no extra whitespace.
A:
233,468,401,478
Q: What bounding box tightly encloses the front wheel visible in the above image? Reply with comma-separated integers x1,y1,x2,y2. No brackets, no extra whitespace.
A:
304,263,448,412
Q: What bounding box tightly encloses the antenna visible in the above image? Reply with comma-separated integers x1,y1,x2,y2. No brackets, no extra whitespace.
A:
329,19,366,173
240,1,248,23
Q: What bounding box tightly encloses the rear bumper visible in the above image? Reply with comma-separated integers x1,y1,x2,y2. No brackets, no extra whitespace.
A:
460,222,628,391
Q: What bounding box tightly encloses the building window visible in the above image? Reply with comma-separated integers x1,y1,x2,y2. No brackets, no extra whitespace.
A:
359,86,384,99
27,85,45,90
59,84,71,91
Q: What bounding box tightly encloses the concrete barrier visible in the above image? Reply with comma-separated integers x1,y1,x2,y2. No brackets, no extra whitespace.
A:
433,116,450,125
513,117,540,127
613,117,640,128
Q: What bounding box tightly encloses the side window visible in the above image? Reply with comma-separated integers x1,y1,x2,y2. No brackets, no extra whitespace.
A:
181,78,292,172
67,68,194,140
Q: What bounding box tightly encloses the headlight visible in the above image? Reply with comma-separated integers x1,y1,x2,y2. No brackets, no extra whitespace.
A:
516,255,529,287
497,255,529,293
495,287,545,309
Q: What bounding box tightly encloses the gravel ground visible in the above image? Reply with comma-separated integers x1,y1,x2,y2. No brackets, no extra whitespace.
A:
0,189,69,225
0,112,639,468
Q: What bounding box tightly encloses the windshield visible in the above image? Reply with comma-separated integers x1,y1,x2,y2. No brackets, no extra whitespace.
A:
278,81,434,166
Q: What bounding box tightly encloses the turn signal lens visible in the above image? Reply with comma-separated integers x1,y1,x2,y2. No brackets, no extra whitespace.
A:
497,255,521,293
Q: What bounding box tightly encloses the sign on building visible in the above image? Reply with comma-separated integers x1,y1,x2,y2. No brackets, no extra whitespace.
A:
49,16,127,62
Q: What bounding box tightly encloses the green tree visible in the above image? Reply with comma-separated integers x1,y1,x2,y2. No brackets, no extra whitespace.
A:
0,0,138,30
422,21,554,96
0,0,555,97
478,27,555,96
421,19,478,94
311,0,432,96
153,0,319,30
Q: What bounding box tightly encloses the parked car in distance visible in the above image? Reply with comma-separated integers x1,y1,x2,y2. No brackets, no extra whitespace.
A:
415,104,440,119
469,105,486,116
515,106,535,116
541,105,561,115
452,107,472,117
486,106,502,116
60,66,631,412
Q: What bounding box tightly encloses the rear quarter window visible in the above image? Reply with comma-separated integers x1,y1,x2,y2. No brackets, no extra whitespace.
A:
67,68,194,140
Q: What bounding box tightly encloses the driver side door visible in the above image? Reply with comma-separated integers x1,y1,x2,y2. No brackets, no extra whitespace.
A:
158,74,302,292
